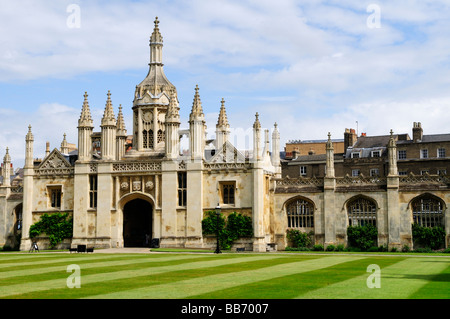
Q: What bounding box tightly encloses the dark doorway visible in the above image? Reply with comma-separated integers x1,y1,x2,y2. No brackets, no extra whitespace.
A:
123,199,152,247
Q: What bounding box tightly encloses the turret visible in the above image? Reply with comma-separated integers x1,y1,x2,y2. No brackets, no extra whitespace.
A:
25,125,34,169
165,89,180,160
60,133,69,154
325,132,335,178
116,105,127,160
271,123,281,177
2,147,11,187
388,129,398,176
252,113,261,162
189,85,206,162
77,92,94,161
101,90,117,160
215,98,230,149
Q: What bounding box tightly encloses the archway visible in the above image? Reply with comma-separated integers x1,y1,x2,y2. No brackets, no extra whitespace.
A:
123,199,152,247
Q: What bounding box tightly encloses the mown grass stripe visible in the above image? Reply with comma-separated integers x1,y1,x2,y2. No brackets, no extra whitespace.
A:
13,256,314,299
0,254,148,270
0,255,283,298
87,255,363,299
409,264,450,299
191,256,404,299
0,253,69,262
0,254,216,282
295,257,450,299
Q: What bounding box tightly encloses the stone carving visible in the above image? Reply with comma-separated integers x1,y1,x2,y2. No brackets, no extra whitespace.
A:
120,182,129,190
145,181,154,190
132,180,141,191
113,162,161,172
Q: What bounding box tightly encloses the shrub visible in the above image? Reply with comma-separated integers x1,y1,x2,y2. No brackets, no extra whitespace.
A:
390,247,398,252
401,245,410,253
202,211,253,250
412,224,445,250
285,247,310,251
336,244,345,252
443,248,450,254
312,244,324,251
367,246,379,252
286,229,313,248
347,224,378,251
413,247,432,253
326,245,335,251
29,212,73,248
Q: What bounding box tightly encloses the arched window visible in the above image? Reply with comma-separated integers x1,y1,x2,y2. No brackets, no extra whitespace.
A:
347,197,377,227
411,195,444,228
286,198,314,228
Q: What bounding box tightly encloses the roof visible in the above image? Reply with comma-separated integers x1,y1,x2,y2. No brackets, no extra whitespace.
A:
288,153,344,164
397,133,450,144
287,139,344,144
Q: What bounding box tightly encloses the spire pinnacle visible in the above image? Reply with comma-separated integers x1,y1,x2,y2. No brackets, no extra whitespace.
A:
190,85,204,119
166,89,180,121
116,104,126,134
101,90,116,126
3,147,11,163
79,91,93,127
26,125,34,141
217,98,229,128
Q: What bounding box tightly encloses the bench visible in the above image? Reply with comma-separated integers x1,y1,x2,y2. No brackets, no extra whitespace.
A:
69,247,77,253
86,247,94,253
236,247,245,252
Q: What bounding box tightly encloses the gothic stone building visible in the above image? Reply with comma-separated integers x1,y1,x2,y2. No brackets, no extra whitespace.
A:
0,18,282,252
279,124,450,249
0,18,449,251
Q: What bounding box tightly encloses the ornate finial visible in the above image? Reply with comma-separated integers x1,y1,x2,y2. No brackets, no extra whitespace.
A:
117,104,126,133
150,16,163,43
253,112,261,129
328,132,331,140
390,129,394,136
274,122,278,129
3,147,11,164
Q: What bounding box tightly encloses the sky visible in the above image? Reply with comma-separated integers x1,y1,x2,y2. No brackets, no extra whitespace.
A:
1,0,450,167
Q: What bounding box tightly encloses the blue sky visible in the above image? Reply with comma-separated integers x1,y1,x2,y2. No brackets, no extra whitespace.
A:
1,0,450,167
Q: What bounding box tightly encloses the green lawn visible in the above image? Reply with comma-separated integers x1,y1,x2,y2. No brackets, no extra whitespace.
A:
0,252,448,299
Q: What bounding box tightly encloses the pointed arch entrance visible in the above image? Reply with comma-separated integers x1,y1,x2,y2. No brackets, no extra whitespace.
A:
122,197,153,247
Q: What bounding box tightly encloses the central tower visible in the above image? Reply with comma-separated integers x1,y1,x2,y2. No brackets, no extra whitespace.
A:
131,17,178,155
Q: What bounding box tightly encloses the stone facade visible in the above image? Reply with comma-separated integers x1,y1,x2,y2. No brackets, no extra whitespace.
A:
0,18,280,252
0,19,448,252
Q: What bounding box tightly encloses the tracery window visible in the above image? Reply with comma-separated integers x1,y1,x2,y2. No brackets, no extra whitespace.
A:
157,129,165,144
347,197,377,227
143,130,154,149
411,195,444,228
286,198,314,228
